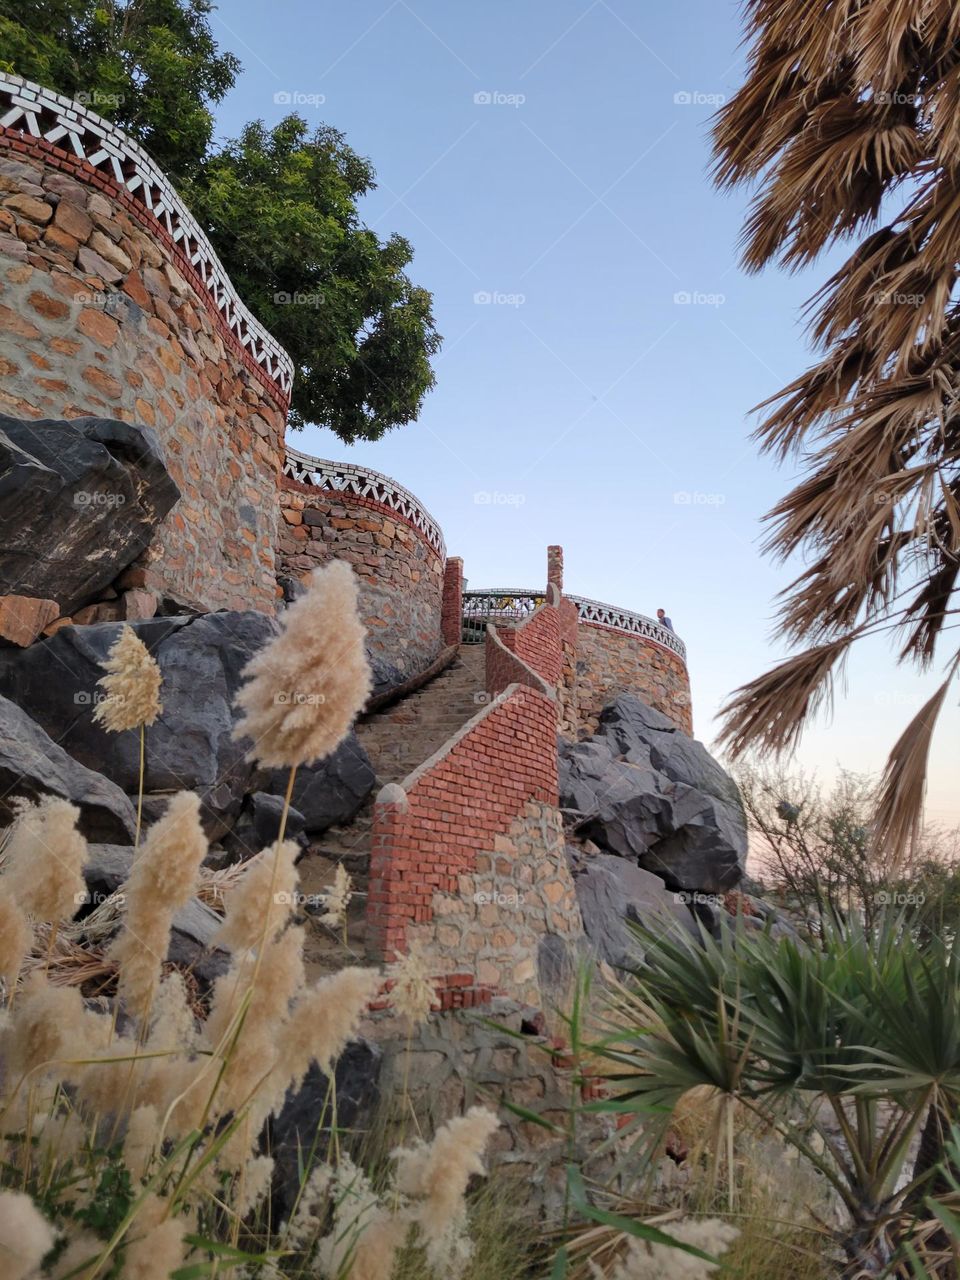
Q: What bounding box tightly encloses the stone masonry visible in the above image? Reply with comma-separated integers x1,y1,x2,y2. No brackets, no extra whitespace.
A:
278,477,444,680
576,622,693,734
407,800,582,1007
0,136,288,614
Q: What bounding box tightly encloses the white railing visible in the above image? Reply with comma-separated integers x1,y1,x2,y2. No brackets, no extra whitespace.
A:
0,73,294,398
462,588,686,662
283,447,446,558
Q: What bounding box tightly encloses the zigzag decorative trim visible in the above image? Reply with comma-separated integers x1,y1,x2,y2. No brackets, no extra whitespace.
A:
283,446,446,558
463,589,687,662
568,593,687,662
0,73,294,398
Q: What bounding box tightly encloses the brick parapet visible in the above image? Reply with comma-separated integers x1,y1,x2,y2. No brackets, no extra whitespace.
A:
441,557,464,646
366,683,559,965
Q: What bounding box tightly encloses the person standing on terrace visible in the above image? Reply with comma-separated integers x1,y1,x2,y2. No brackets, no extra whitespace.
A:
657,608,674,631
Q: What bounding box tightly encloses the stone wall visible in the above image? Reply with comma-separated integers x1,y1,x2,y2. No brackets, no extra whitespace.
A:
362,999,618,1221
405,800,582,1007
278,477,444,681
0,80,291,615
576,622,693,734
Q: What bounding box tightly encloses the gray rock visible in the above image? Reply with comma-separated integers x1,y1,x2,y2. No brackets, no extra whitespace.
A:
0,694,136,842
267,1038,382,1221
568,849,698,971
0,415,180,613
267,733,376,833
559,694,747,893
0,611,278,838
220,791,308,863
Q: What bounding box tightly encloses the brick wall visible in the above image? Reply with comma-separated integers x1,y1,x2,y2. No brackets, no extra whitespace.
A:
278,477,444,680
576,622,693,733
366,682,559,965
495,602,563,689
441,556,464,646
0,132,288,614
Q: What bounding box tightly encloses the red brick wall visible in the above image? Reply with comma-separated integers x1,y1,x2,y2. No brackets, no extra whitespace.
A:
367,684,559,962
441,556,464,646
497,603,563,688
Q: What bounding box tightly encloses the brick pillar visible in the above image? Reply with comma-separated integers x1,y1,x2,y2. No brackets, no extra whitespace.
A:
366,783,411,962
547,545,564,596
441,556,464,646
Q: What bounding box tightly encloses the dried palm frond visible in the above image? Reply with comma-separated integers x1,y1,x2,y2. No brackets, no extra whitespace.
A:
873,659,960,869
713,0,960,858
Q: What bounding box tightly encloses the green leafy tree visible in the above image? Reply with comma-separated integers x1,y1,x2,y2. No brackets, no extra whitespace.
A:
0,0,239,180
0,1,440,440
184,117,441,439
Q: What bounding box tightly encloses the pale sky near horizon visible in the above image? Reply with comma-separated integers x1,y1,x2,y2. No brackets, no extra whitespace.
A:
210,0,958,825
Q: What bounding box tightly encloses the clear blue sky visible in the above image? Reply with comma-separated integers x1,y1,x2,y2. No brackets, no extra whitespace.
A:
210,0,958,825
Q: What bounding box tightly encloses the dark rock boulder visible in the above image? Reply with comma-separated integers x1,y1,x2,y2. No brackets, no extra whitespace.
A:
0,611,277,838
567,848,699,971
0,695,136,842
265,733,376,834
267,1038,382,1222
219,791,308,864
559,694,747,893
0,415,180,613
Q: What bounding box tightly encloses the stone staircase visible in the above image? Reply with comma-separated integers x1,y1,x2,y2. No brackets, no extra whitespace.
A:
299,645,487,977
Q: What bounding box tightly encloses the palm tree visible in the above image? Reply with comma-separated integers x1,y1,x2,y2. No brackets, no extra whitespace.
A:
712,0,960,859
585,915,960,1275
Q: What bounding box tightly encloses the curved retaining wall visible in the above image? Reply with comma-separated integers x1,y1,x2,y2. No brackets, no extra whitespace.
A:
278,450,446,679
576,620,692,733
0,74,290,613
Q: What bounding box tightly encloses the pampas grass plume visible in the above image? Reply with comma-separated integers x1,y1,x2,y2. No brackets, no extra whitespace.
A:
393,1106,500,1276
319,863,352,929
386,942,438,1027
0,1190,55,1280
590,1218,739,1280
3,797,88,923
280,966,381,1079
0,886,31,987
214,841,300,952
233,561,372,769
109,792,207,1024
93,625,162,733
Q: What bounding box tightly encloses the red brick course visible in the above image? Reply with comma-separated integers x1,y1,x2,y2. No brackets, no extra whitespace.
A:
441,557,464,646
367,599,561,964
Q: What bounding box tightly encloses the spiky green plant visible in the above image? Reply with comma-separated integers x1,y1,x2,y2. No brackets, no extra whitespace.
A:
583,914,960,1276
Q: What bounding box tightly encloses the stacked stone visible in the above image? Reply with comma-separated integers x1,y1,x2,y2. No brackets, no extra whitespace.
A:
577,623,693,734
411,801,581,1007
0,142,288,617
278,480,444,679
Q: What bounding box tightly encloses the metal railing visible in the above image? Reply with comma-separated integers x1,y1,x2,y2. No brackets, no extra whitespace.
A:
461,589,545,644
461,588,686,662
